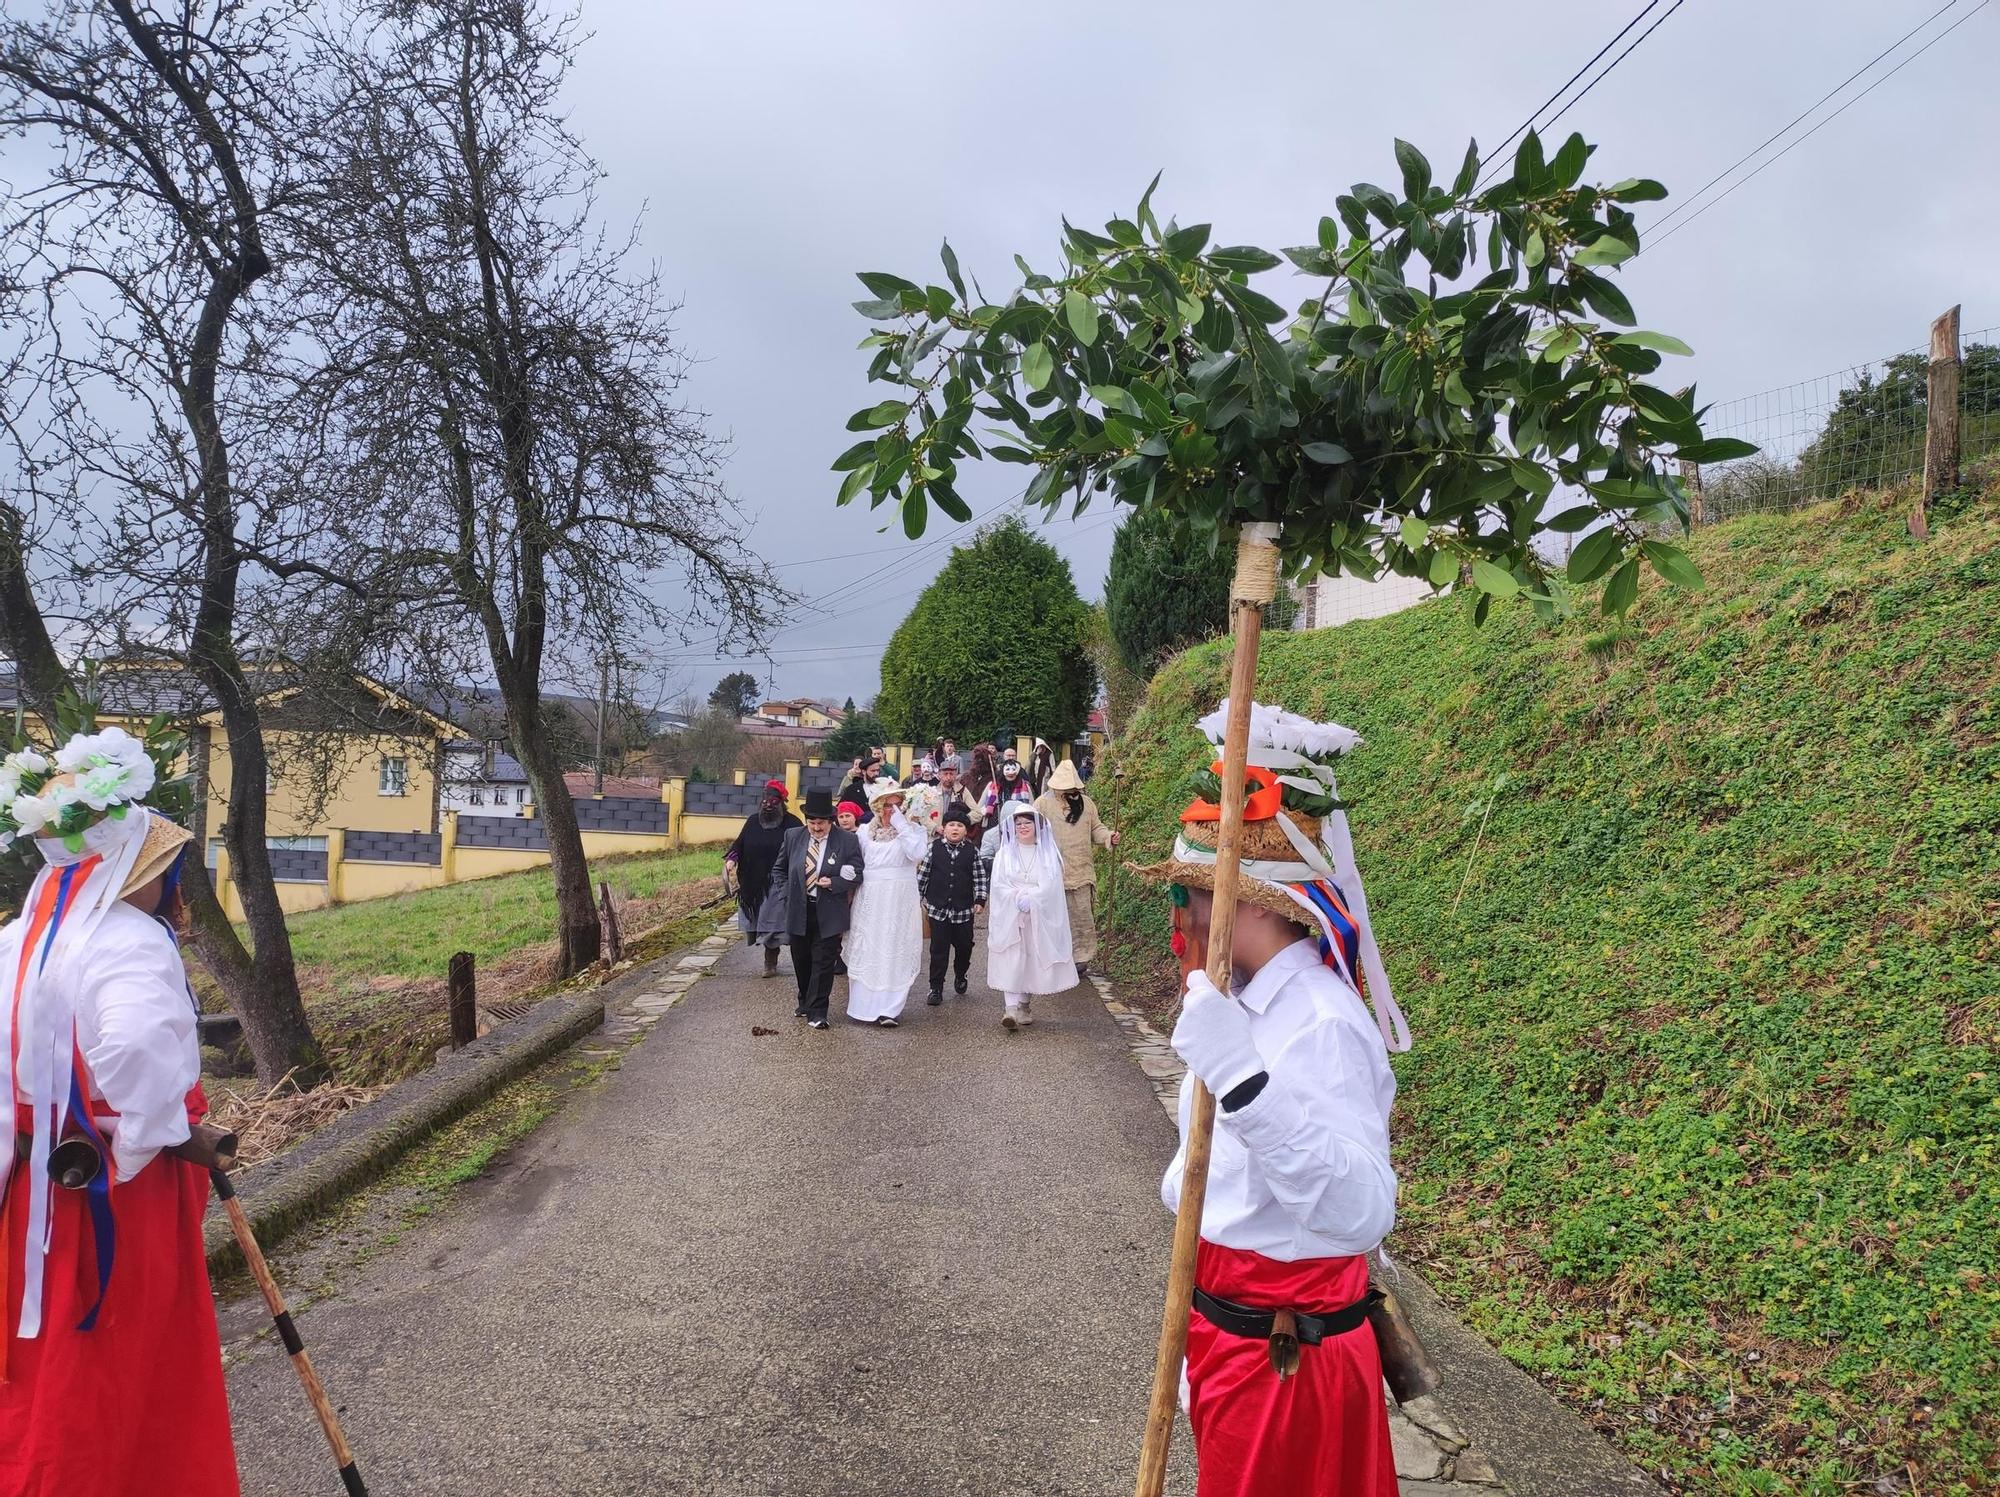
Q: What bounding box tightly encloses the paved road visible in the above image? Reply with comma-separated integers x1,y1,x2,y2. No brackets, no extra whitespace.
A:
225,934,1199,1496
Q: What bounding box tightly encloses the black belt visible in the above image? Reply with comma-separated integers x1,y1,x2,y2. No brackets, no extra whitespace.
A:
1192,1286,1377,1344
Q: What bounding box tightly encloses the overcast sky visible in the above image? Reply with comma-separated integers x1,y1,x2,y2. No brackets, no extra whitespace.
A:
565,0,1996,705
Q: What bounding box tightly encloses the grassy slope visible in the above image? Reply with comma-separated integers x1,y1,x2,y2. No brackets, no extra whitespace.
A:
1094,485,1999,1495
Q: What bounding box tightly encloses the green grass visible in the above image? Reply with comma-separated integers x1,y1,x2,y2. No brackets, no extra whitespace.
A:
1095,479,2000,1494
286,847,724,991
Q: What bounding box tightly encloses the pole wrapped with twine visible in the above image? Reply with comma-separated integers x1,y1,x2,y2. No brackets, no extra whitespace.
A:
1133,520,1281,1497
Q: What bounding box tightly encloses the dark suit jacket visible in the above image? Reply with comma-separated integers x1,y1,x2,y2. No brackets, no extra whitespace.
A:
765,824,865,937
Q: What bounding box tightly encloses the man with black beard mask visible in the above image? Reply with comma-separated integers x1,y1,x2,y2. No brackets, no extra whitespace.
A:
725,779,800,978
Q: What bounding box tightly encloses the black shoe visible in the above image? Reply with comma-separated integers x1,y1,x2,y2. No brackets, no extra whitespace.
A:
953,976,968,995
794,1008,807,1018
926,989,944,1006
875,1016,899,1028
809,1019,829,1030
833,959,848,976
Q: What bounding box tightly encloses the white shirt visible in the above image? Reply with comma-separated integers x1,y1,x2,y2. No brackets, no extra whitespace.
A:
1162,939,1397,1261
39,904,199,1181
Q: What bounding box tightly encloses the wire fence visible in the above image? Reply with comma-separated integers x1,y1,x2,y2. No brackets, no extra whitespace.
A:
1695,318,1998,522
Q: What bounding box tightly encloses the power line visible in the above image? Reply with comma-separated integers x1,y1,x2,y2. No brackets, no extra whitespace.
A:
1645,0,1967,239
1646,0,1990,252
1476,0,1674,189
1529,0,1687,145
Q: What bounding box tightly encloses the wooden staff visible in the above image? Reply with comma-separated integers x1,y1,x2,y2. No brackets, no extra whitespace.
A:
210,1167,370,1496
1134,522,1281,1497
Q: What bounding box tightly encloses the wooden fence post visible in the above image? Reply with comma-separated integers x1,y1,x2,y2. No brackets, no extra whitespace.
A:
599,881,623,963
447,951,476,1048
1678,458,1705,529
1916,303,1962,540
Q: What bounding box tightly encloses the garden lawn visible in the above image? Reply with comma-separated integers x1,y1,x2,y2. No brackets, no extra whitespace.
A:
1095,479,2000,1495
212,847,724,1087
285,846,724,988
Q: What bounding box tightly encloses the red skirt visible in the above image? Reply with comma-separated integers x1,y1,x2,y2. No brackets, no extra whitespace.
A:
1186,1240,1397,1497
0,1123,240,1496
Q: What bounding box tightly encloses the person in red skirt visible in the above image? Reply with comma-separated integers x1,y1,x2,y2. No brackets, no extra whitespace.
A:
0,729,240,1495
1132,701,1413,1497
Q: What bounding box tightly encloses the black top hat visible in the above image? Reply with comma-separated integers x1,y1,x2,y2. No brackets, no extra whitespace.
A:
802,786,837,820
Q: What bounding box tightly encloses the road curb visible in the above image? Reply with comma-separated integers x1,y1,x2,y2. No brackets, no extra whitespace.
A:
204,989,606,1274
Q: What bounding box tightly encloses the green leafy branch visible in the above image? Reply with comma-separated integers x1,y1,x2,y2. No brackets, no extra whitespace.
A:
836,130,1757,620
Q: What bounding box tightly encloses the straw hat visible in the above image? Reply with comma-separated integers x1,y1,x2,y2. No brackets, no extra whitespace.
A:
123,809,193,896
863,778,906,806
1045,759,1084,793
1126,785,1327,925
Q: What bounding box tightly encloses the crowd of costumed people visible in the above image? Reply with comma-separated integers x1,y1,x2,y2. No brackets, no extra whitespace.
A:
724,735,1114,1029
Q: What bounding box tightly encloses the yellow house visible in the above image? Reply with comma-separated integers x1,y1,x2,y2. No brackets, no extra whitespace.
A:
78,662,463,918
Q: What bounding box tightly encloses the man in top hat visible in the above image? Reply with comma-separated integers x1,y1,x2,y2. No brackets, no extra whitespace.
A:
1032,757,1118,979
0,728,241,1494
765,785,865,1028
1131,700,1413,1497
726,779,801,979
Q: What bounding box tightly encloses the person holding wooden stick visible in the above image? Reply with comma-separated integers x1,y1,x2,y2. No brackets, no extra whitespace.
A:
1130,701,1412,1497
0,728,241,1494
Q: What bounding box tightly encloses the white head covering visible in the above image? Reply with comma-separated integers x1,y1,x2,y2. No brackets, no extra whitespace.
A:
992,799,1064,886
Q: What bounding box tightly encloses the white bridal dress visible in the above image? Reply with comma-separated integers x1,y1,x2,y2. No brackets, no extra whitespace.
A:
987,810,1078,999
843,809,928,1022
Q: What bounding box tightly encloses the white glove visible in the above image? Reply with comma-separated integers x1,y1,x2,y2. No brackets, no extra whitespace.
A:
1015,891,1034,912
1170,970,1266,1099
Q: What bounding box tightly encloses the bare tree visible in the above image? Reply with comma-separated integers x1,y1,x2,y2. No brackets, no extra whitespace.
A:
0,0,333,1084
296,0,781,974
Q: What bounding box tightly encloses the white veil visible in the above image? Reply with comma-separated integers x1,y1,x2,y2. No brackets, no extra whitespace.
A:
989,800,1073,967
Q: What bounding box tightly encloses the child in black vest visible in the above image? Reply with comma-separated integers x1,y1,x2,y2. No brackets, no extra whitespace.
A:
918,804,988,1004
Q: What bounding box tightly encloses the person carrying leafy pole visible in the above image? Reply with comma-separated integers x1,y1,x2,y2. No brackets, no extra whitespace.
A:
1129,701,1411,1497
832,126,1742,1496
0,727,241,1494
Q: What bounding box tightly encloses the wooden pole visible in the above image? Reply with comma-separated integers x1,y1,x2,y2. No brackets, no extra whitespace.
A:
211,1168,370,1495
1916,303,1961,541
1678,458,1705,529
447,951,475,1049
599,880,623,963
1134,521,1281,1497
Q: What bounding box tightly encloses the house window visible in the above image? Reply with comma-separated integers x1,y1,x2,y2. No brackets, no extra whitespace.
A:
267,836,328,852
469,789,485,806
379,756,408,796
206,838,224,870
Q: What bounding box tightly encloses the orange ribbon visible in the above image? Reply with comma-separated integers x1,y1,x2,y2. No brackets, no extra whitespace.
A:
1179,761,1283,825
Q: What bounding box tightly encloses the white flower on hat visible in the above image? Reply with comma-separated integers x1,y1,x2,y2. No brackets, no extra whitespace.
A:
10,790,61,836
1198,699,1361,761
3,747,49,778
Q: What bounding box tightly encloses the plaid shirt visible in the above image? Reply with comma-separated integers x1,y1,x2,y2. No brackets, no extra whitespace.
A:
918,839,988,922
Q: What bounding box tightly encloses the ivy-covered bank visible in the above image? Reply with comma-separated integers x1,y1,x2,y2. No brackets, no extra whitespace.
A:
1094,483,1999,1495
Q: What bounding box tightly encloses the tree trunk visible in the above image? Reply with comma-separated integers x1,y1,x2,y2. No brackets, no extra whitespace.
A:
0,503,73,736
198,671,333,1087
504,683,599,976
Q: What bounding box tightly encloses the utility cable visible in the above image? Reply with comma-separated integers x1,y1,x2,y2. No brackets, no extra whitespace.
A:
1646,0,1990,252
1647,0,1969,238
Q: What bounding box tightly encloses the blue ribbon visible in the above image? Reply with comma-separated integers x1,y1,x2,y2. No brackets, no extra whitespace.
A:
66,1064,116,1331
